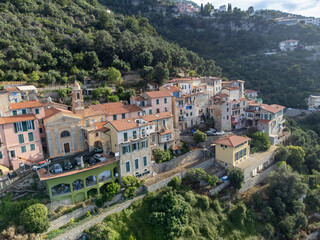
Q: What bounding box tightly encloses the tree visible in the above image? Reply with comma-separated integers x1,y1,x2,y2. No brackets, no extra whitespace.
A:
227,3,232,12
105,182,121,200
30,71,40,82
153,62,169,83
20,204,49,233
274,145,289,162
247,6,254,14
153,148,169,163
304,189,320,213
229,168,244,189
83,51,100,70
188,70,196,77
139,66,154,81
105,67,122,84
193,130,207,144
286,145,305,171
278,215,295,239
250,131,270,152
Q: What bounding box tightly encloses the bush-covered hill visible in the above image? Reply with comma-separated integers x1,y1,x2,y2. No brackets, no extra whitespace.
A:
101,0,320,108
0,0,221,85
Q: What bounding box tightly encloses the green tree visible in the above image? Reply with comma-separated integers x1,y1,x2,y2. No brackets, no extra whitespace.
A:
229,168,244,189
20,204,49,233
153,62,169,83
250,131,270,152
139,66,154,81
153,148,169,163
105,67,122,84
286,145,305,171
193,130,207,144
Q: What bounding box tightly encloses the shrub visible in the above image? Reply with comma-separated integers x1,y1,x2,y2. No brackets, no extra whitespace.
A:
168,176,181,189
124,186,136,199
70,218,74,224
106,182,121,201
250,131,270,153
20,204,49,233
183,226,195,237
196,195,210,210
84,223,120,240
229,168,244,190
193,130,207,143
210,199,222,213
184,191,197,206
153,148,168,163
86,211,91,217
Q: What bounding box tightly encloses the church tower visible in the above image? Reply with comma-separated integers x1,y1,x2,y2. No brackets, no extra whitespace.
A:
72,81,85,116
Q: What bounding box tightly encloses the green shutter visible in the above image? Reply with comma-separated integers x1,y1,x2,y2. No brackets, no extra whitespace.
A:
28,132,34,142
137,142,140,150
30,144,35,151
14,123,17,133
18,134,24,144
146,140,148,147
122,146,125,154
22,121,27,131
32,120,35,130
12,110,17,116
22,109,26,114
128,145,131,152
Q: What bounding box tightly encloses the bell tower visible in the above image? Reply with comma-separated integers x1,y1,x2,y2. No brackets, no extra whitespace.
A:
72,81,85,116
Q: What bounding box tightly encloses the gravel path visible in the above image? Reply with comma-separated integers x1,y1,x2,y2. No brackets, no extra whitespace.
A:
52,195,145,240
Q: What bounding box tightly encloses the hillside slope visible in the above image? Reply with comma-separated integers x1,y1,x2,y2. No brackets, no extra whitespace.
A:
0,0,220,85
101,0,320,108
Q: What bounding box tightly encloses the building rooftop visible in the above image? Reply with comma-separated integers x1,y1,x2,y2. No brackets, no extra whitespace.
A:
94,121,108,131
38,156,118,181
169,77,201,83
258,119,271,124
159,129,172,135
145,91,172,99
142,112,172,122
224,87,240,91
165,86,180,93
261,104,285,113
245,89,258,93
214,135,251,147
10,100,43,110
108,117,154,132
131,96,146,101
44,107,81,121
0,114,36,125
3,87,20,93
88,102,141,116
16,85,37,91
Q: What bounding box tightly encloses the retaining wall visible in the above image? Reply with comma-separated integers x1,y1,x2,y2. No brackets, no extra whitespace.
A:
153,150,205,174
145,158,215,192
240,164,278,193
209,181,230,196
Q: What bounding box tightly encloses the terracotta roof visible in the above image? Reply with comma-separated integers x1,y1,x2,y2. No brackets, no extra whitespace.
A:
142,112,172,121
258,119,271,124
10,100,42,110
169,77,200,82
43,101,69,110
224,87,239,90
165,86,180,93
0,114,36,125
216,93,229,98
239,98,247,101
108,117,154,132
43,107,81,121
88,102,140,116
159,129,172,135
261,104,285,113
131,96,146,101
5,87,20,92
245,89,258,93
84,108,105,117
145,91,171,99
214,135,251,147
94,121,108,131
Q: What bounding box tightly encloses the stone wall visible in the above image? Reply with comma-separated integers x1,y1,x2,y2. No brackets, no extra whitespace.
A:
240,164,278,193
153,150,205,174
46,199,73,212
145,158,215,192
284,108,313,117
209,181,230,196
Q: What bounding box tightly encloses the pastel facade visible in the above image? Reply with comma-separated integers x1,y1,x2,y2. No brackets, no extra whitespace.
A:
279,40,299,51
308,95,320,110
0,114,44,169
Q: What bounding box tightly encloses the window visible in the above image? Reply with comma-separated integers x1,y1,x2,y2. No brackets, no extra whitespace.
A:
28,132,34,142
239,150,243,158
149,110,152,115
0,151,2,159
30,144,35,151
143,110,146,115
77,92,80,99
180,109,183,115
122,145,130,154
143,156,147,167
227,108,229,112
132,143,138,152
61,131,70,138
22,109,27,114
133,131,137,139
156,99,159,105
18,134,24,144
95,132,99,137
21,146,26,153
86,120,89,127
227,115,229,120
125,161,130,173
35,108,39,114
122,113,125,119
235,152,239,161
141,140,147,149
243,148,247,156
27,120,33,130
190,112,192,116
164,98,167,104
156,109,160,113
113,115,117,121
123,132,128,141
135,158,139,170
15,122,23,132
12,110,17,116
142,129,145,137
101,117,103,122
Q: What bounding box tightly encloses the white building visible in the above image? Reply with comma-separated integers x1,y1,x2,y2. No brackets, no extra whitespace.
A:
308,95,320,110
279,40,299,51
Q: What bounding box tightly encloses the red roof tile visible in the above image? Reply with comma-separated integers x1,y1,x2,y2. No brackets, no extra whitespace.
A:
165,86,180,93
10,100,42,110
159,129,172,135
145,91,172,99
0,114,36,125
142,112,172,121
214,135,250,147
108,117,153,132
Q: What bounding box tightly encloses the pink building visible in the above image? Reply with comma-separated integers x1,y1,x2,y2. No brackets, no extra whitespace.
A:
0,114,44,170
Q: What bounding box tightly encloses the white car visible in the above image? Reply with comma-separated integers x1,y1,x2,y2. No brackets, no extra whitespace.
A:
93,154,107,162
214,131,225,136
52,163,63,174
209,128,217,133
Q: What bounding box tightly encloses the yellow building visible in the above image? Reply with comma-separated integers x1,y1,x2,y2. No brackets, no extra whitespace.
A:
214,135,251,169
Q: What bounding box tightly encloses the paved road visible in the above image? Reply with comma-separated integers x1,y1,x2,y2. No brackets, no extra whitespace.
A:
52,195,145,240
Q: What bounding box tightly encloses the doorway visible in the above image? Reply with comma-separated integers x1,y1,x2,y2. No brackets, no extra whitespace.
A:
64,143,71,153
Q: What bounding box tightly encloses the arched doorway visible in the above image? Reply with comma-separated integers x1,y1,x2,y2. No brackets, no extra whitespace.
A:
94,141,102,148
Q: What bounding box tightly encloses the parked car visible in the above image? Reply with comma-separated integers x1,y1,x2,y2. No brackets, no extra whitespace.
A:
86,158,96,165
75,156,83,166
209,128,217,133
64,160,73,170
205,131,215,136
94,154,107,162
52,163,63,174
214,131,225,136
32,160,49,171
93,147,103,153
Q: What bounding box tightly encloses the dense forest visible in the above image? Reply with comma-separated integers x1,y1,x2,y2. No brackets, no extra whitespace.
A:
101,0,320,108
0,0,221,86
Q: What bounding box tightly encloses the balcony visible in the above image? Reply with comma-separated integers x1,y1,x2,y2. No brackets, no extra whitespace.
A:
121,134,148,143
